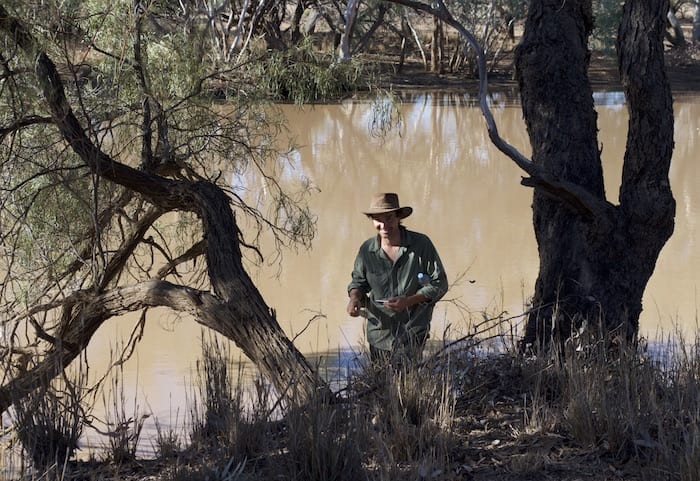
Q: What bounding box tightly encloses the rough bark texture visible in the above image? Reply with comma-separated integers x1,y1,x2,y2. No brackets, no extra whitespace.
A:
0,6,331,413
516,0,675,347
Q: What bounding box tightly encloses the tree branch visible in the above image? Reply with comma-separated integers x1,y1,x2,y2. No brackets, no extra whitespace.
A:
385,0,615,219
156,239,206,279
617,0,675,228
0,115,54,141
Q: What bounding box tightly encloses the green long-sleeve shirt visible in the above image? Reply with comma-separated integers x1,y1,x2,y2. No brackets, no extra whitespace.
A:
347,227,448,351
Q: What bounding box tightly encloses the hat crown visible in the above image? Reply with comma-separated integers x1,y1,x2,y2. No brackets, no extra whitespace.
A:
369,193,400,210
363,193,413,219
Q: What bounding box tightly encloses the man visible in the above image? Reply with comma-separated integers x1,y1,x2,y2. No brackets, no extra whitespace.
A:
347,193,448,366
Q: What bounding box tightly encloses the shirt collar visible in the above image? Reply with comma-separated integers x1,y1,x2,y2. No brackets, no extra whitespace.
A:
369,226,411,253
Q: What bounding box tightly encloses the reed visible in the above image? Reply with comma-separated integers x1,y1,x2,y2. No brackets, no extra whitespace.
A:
278,394,365,481
99,363,149,465
517,327,700,480
187,333,273,463
10,369,85,475
151,407,182,460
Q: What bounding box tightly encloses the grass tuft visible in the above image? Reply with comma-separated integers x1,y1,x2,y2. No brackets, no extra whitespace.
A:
100,363,149,465
11,370,84,472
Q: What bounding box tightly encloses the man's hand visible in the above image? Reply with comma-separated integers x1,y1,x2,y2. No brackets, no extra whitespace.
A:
347,289,364,317
384,294,429,312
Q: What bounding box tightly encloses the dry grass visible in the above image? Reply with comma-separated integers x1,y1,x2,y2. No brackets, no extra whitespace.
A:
5,326,700,481
10,373,84,473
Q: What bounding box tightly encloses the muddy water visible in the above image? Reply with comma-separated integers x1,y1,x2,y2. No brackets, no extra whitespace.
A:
82,93,699,453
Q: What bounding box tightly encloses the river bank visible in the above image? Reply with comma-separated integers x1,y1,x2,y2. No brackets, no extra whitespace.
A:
375,43,700,96
8,331,699,481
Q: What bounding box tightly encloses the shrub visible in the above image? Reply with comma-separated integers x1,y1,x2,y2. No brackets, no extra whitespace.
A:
256,39,369,104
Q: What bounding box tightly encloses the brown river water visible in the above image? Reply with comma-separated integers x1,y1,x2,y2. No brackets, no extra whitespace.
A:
32,92,700,456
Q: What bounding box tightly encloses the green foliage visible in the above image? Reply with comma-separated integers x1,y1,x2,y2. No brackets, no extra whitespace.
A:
368,91,403,138
0,127,110,301
256,39,368,104
446,0,527,73
0,0,319,299
592,0,623,52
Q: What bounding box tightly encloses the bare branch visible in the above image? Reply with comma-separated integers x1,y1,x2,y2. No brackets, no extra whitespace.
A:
0,115,54,141
156,239,206,278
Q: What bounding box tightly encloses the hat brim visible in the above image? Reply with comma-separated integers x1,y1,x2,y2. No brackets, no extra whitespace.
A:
363,206,413,219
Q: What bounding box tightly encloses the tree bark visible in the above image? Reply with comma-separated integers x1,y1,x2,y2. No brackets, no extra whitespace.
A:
337,0,360,61
431,15,444,73
0,279,329,413
516,0,674,348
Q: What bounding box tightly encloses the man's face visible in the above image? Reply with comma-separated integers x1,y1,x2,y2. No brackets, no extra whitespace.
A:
371,212,400,240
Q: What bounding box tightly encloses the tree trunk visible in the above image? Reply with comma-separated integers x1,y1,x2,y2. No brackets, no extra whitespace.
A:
290,0,305,44
516,0,675,349
338,0,360,61
665,8,687,47
353,3,387,55
693,1,700,43
431,15,443,73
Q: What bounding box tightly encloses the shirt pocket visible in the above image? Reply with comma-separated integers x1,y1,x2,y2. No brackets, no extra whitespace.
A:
366,269,391,296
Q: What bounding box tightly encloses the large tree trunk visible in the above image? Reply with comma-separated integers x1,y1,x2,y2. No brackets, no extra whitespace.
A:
516,0,675,348
383,0,674,348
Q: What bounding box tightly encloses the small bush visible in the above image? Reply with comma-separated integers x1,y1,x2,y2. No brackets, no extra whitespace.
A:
357,360,456,467
282,400,365,481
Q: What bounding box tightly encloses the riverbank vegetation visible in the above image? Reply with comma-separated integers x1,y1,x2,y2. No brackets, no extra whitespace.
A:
4,326,700,480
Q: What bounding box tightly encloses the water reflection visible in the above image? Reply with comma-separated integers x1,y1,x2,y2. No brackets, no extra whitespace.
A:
593,90,626,106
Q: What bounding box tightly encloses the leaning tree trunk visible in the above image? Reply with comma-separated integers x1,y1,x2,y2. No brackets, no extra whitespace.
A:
516,0,675,349
0,7,331,413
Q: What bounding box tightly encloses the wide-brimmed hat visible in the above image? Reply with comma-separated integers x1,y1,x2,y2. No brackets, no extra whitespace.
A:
363,193,413,219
